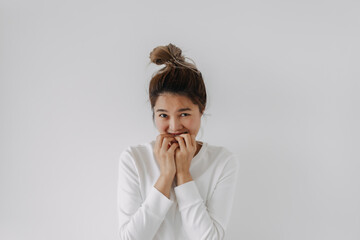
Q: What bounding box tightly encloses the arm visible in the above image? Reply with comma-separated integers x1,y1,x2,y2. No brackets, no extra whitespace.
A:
174,155,240,240
117,149,174,240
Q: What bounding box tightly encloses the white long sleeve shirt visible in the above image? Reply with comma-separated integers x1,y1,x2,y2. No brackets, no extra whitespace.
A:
117,141,239,240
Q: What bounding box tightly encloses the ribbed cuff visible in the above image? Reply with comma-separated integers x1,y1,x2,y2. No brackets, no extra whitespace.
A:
174,181,203,211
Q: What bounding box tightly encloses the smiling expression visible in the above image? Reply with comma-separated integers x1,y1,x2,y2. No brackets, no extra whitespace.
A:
154,93,202,137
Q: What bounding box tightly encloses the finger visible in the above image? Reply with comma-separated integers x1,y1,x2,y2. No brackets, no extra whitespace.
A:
159,133,173,138
180,133,193,148
155,134,165,151
160,133,173,138
161,136,175,152
191,134,196,147
175,136,186,150
168,142,179,153
161,133,175,145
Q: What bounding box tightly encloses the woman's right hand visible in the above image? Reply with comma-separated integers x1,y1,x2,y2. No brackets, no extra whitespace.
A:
154,134,179,179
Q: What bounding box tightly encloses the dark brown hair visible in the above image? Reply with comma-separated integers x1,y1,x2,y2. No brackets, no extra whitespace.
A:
149,43,207,115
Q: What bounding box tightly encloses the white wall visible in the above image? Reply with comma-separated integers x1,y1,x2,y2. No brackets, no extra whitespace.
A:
1,0,359,239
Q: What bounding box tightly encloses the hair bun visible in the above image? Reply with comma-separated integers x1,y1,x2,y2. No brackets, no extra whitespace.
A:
149,43,185,66
148,44,206,114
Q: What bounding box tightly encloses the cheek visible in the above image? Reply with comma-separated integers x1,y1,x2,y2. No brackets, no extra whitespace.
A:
184,118,200,131
155,119,167,132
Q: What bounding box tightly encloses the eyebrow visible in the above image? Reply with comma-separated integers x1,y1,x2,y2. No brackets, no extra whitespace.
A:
156,107,192,112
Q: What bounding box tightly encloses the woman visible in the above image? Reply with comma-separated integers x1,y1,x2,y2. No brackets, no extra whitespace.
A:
117,43,239,240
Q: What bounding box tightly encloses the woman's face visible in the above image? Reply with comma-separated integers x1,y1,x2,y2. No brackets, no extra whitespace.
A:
154,93,202,137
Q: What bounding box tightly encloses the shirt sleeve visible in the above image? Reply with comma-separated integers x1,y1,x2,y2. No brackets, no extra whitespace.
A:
174,154,240,240
117,149,174,240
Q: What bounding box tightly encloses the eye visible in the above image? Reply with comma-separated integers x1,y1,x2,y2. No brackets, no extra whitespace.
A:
180,113,190,117
159,113,168,118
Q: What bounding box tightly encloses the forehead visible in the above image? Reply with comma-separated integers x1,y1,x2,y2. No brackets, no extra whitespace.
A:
154,93,196,110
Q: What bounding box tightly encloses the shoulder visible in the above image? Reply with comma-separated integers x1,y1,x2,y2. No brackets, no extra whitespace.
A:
120,142,153,156
205,143,237,160
204,142,239,169
119,142,154,166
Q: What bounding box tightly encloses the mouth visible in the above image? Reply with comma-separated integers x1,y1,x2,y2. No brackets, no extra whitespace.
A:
167,132,189,145
168,131,189,137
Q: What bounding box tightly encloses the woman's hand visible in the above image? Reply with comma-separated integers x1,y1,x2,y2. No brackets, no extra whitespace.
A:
174,134,197,185
154,134,179,179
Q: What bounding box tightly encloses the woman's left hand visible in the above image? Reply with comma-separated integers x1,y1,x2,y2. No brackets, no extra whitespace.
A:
174,134,197,185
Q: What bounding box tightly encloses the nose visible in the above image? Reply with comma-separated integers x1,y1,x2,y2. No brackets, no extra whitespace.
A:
169,117,183,132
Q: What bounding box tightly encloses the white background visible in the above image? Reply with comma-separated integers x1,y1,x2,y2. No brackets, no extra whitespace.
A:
1,0,359,239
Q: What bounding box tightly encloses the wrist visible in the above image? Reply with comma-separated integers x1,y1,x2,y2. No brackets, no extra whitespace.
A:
176,172,192,186
160,172,175,181
155,174,175,199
